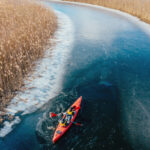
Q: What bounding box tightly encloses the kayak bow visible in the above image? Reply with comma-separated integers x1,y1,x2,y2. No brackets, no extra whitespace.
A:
52,96,82,143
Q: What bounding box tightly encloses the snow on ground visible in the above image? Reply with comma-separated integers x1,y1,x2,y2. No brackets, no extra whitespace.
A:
0,10,74,137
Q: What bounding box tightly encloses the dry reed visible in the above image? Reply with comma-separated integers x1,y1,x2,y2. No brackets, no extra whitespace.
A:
0,0,57,110
65,0,150,23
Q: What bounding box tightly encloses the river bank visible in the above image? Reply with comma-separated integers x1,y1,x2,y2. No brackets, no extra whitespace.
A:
0,0,57,125
0,6,74,138
65,0,150,25
0,0,57,112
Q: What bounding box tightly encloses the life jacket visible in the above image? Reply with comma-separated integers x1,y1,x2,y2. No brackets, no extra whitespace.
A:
60,121,66,127
67,109,73,115
60,117,66,127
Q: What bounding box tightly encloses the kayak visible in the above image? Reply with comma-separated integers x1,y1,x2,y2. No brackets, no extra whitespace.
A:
52,96,82,143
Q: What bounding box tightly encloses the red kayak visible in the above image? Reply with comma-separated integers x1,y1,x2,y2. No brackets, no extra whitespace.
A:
52,96,82,143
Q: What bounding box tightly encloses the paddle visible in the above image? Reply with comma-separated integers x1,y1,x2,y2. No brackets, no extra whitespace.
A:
71,122,83,126
50,113,83,126
50,112,58,118
50,112,63,118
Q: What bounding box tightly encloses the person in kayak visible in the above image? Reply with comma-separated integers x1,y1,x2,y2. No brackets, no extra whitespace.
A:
50,105,81,127
67,106,76,115
65,106,76,124
59,116,67,127
59,106,76,127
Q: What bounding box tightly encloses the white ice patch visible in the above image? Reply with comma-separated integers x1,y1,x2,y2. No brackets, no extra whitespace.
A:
0,117,21,137
0,10,74,137
58,0,150,37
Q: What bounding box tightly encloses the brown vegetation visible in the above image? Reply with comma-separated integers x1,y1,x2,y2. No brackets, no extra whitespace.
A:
65,0,150,23
0,0,57,110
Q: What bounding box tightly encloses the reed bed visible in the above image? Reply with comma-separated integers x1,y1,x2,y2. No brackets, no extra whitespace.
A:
65,0,150,23
0,0,57,110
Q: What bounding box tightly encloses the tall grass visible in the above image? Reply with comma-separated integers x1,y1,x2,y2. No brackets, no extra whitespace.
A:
0,0,57,110
65,0,150,23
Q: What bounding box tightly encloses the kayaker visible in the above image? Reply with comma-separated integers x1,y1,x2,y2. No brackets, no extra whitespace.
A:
60,118,66,127
65,106,76,124
50,105,81,127
67,106,76,115
59,115,67,127
59,106,76,126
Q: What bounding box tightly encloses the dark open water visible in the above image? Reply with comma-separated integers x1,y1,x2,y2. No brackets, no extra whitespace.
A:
1,1,150,150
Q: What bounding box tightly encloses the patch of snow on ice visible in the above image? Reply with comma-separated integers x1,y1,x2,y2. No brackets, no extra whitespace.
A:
0,117,21,137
